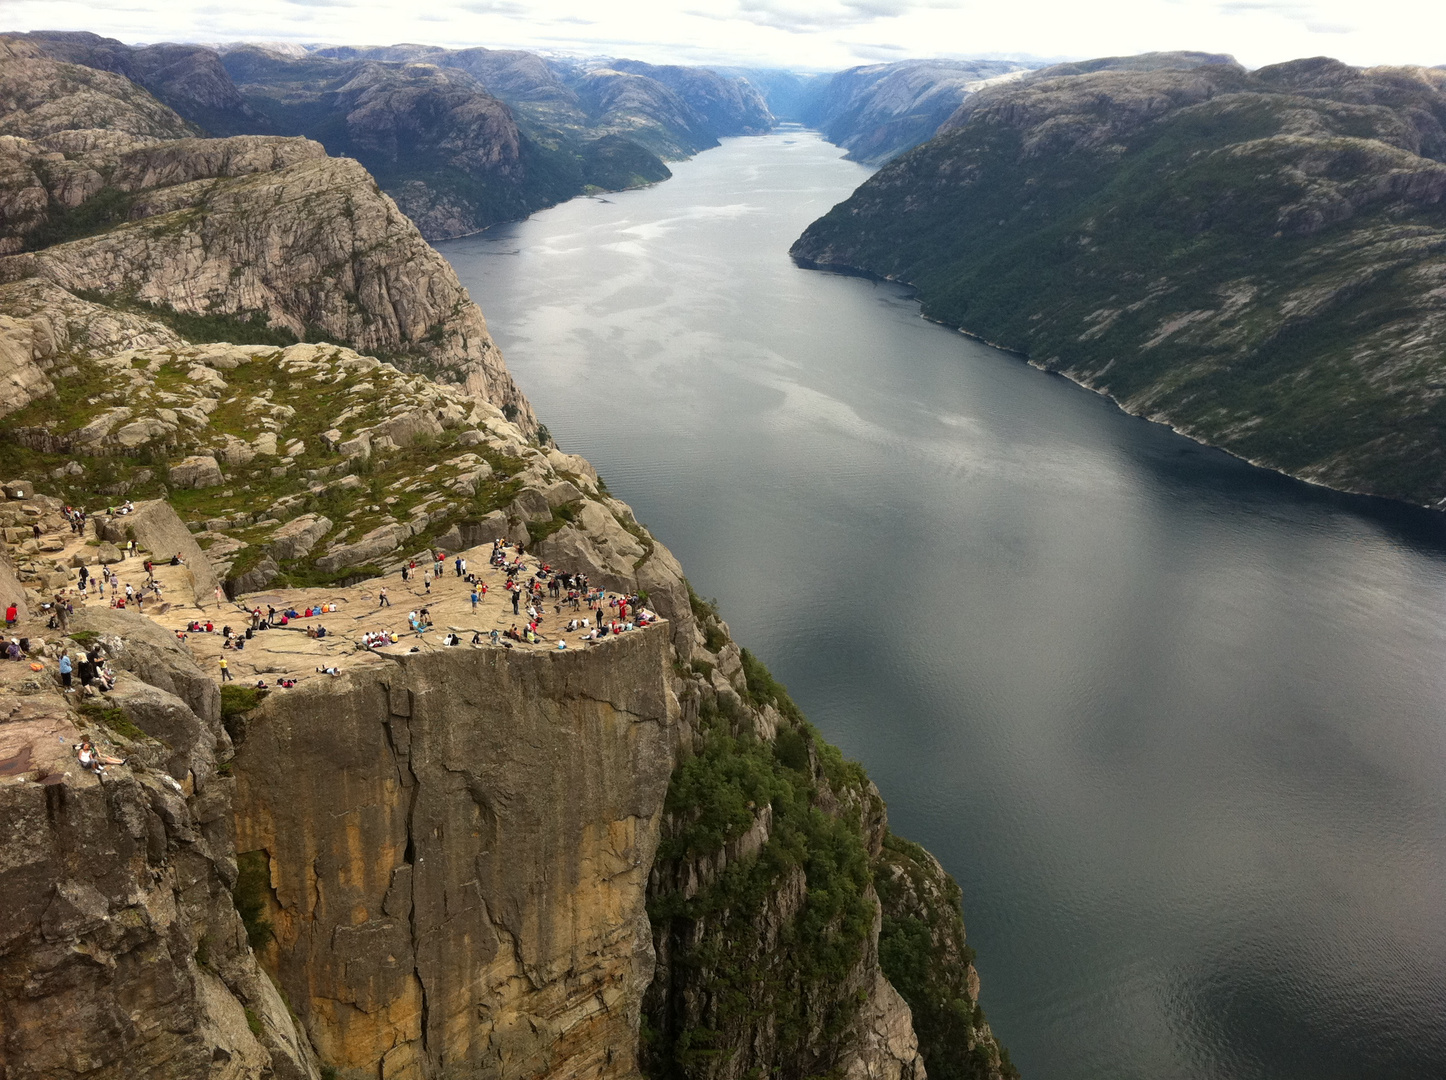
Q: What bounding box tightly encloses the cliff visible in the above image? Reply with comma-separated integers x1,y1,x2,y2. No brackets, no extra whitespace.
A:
0,605,319,1080
231,624,678,1079
792,54,1446,509
0,52,538,432
0,48,1011,1077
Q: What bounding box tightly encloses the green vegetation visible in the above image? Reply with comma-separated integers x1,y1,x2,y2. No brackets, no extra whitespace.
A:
875,833,1017,1080
78,702,147,743
644,651,880,1079
221,684,267,719
233,850,275,952
244,1006,264,1038
581,135,672,192
25,186,137,251
793,63,1446,506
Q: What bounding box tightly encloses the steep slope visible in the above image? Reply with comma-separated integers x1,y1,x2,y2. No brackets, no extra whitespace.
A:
216,48,595,238
0,58,537,430
0,602,319,1080
800,59,1031,164
793,56,1446,508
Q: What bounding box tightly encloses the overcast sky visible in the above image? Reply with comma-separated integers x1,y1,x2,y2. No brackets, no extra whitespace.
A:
4,0,1444,71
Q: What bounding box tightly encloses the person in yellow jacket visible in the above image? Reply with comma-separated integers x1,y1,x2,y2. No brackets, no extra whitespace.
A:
219,656,233,682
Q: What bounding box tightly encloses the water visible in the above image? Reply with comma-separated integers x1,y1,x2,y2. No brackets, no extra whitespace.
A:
437,127,1446,1080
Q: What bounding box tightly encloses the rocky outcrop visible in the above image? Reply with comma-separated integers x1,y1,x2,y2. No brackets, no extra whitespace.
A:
793,54,1446,510
231,623,678,1080
0,313,55,417
98,499,220,606
15,30,264,135
0,608,317,1080
0,38,197,140
0,126,536,429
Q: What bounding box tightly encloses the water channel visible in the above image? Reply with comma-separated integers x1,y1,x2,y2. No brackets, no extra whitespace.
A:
438,126,1446,1080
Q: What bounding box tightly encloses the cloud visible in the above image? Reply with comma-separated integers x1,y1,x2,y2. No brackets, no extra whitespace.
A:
723,0,961,33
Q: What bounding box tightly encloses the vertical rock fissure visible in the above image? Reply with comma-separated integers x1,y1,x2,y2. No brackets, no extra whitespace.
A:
399,706,431,1067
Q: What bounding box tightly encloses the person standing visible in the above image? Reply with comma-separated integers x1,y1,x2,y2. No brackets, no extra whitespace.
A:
470,589,480,611
512,587,520,615
219,656,233,682
59,651,73,691
379,586,391,607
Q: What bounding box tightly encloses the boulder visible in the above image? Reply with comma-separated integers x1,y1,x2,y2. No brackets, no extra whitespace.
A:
0,554,26,621
543,480,585,508
374,408,443,448
168,455,224,490
508,488,553,524
3,480,35,500
312,523,408,575
459,511,509,546
96,541,124,565
267,514,333,562
217,434,256,467
114,418,175,448
337,433,371,460
98,500,219,606
229,555,278,596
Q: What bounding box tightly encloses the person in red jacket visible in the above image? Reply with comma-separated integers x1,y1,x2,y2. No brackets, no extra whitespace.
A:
4,604,16,628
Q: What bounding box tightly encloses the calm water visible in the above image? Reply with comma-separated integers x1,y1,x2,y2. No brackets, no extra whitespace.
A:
438,127,1446,1080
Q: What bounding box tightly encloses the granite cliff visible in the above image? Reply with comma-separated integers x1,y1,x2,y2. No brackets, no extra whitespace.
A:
0,45,1012,1080
793,54,1446,509
0,46,537,432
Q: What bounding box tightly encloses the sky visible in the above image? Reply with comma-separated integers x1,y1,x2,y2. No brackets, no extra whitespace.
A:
2,0,1444,72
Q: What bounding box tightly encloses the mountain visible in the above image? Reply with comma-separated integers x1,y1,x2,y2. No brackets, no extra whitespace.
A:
10,34,772,241
799,59,1033,164
0,42,1014,1080
0,45,536,430
792,55,1446,509
13,29,265,133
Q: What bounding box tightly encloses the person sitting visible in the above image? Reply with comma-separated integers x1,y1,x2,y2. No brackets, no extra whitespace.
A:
170,553,182,566
442,633,460,646
316,665,340,676
255,679,268,690
489,629,500,645
278,677,297,688
6,639,21,661
316,626,327,639
96,666,116,692
472,631,484,645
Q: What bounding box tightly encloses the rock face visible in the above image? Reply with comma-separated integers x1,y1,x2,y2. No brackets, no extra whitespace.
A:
0,54,539,432
0,38,196,140
16,30,264,134
793,53,1446,509
98,499,220,606
231,624,678,1080
0,608,318,1080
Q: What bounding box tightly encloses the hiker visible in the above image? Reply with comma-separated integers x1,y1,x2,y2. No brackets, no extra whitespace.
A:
4,604,15,628
379,586,391,607
219,656,233,682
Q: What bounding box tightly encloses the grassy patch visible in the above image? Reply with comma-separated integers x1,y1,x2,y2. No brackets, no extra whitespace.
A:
78,702,148,743
233,850,275,952
221,684,267,719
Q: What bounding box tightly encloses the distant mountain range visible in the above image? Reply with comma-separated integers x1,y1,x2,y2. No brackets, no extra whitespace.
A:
13,31,773,239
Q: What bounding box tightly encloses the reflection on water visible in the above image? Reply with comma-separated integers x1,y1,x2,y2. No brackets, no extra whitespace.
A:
439,127,1446,1080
